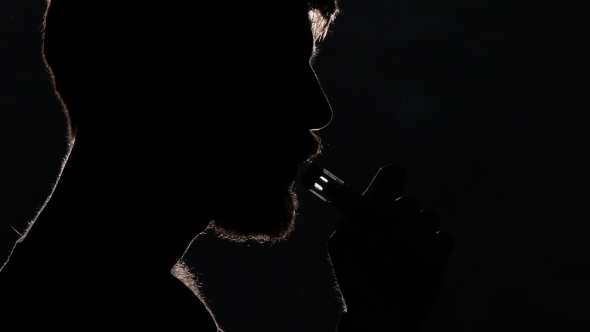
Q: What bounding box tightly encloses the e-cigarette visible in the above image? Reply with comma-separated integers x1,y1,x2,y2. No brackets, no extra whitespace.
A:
297,161,365,215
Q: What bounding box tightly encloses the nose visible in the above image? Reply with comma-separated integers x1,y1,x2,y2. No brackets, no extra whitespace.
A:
301,65,333,131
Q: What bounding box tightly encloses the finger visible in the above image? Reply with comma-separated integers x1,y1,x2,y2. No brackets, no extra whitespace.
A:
392,196,421,233
406,231,453,324
362,164,407,204
423,231,453,302
411,230,453,281
418,209,440,234
425,230,454,267
393,196,421,213
435,230,454,254
409,209,440,250
374,196,422,251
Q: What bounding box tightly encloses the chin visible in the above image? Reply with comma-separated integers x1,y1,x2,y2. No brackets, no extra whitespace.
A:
211,181,298,243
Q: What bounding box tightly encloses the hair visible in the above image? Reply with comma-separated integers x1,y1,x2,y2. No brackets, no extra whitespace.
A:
42,0,339,140
309,1,340,42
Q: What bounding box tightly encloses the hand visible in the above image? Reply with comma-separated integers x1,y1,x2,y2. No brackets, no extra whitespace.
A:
328,164,454,331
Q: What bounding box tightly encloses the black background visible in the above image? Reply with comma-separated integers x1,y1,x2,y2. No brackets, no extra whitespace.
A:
1,0,589,331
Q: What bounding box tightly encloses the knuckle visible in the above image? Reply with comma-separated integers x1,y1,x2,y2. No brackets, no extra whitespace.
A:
394,196,421,212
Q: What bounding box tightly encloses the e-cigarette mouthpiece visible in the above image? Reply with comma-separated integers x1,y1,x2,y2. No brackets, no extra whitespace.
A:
297,161,364,215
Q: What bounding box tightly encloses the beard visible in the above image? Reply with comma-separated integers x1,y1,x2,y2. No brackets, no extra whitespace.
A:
207,131,322,243
210,180,299,244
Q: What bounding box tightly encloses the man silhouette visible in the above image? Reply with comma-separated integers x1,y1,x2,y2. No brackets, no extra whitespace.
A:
0,0,453,330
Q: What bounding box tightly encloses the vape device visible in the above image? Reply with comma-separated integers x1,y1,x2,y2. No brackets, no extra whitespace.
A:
297,161,365,215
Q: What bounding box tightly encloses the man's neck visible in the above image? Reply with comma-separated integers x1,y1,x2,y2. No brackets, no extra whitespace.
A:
27,138,212,273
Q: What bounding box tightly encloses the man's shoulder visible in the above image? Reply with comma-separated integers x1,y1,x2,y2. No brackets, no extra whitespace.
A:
0,234,217,331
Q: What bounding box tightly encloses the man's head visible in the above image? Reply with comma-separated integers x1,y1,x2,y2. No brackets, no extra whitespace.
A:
43,0,338,243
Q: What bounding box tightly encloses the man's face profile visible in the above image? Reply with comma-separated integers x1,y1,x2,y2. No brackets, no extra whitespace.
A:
203,8,332,243
40,0,337,244
138,3,333,243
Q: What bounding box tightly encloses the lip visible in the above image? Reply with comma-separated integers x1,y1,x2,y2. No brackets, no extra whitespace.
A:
279,132,321,164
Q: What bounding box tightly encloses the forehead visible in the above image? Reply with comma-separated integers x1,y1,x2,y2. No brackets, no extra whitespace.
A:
227,6,315,57
240,4,313,39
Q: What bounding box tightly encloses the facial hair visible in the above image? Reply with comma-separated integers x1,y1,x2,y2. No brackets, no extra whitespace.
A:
210,181,299,243
209,132,321,243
